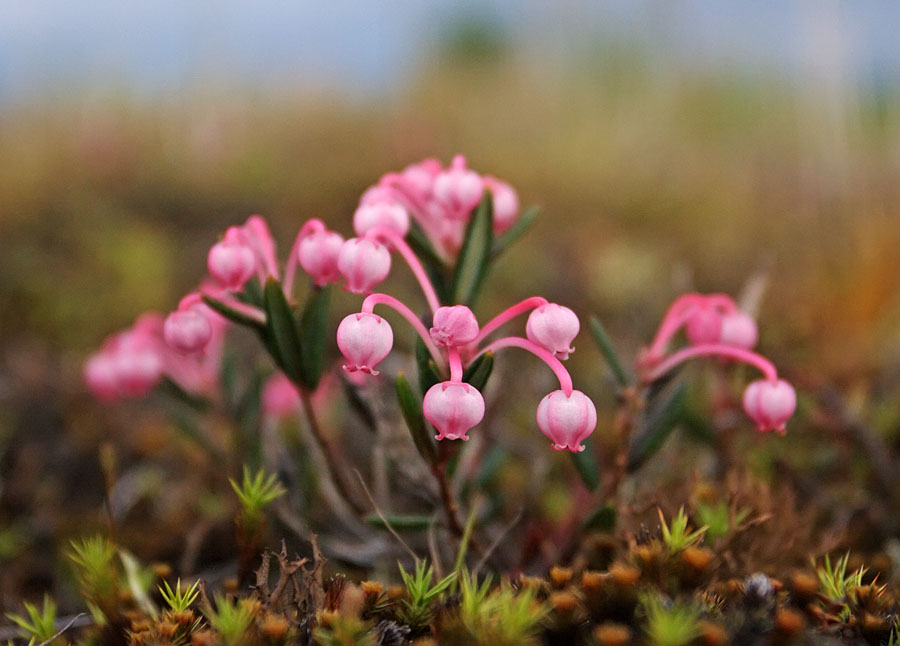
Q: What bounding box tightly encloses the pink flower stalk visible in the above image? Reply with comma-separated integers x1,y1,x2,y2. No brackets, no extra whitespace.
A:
430,305,479,348
483,175,519,234
526,303,580,360
353,201,410,238
336,312,394,374
164,308,213,355
296,219,345,287
718,310,758,349
433,155,485,220
262,372,302,420
743,379,796,434
337,237,391,294
240,215,280,280
536,389,597,452
423,381,485,441
684,303,723,346
208,227,257,290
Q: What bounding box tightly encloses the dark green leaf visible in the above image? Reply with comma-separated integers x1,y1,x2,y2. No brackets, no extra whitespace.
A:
396,372,438,466
202,295,265,331
589,317,630,387
157,377,211,411
627,379,687,472
569,436,600,491
298,285,331,389
492,204,539,258
462,351,494,391
365,513,433,531
238,279,265,308
262,278,304,383
583,504,617,532
451,190,494,305
415,336,442,398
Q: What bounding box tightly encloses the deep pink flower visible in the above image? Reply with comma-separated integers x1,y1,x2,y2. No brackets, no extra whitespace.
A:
719,310,758,349
536,389,597,452
298,228,345,286
336,312,393,374
208,227,257,290
353,201,410,238
526,303,580,360
423,381,485,441
685,304,723,345
483,175,519,234
433,155,484,219
743,378,796,433
164,309,213,355
430,305,479,348
262,372,301,420
337,238,391,294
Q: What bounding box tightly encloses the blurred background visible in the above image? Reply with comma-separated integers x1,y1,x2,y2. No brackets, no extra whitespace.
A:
2,0,900,609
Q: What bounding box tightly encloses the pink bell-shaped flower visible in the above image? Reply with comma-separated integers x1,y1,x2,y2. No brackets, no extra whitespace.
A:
111,336,164,397
483,176,519,234
353,201,410,238
424,381,485,441
526,303,580,360
685,304,723,345
742,378,796,434
429,305,479,348
208,227,257,290
433,155,484,219
84,353,121,402
718,310,758,349
337,238,391,294
164,309,213,355
262,372,302,420
336,312,393,375
298,228,345,286
536,389,597,452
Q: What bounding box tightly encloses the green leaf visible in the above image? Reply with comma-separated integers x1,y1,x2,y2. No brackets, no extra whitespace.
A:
238,279,265,308
202,295,265,331
298,285,331,389
569,436,600,491
589,317,630,387
416,336,443,397
396,372,438,466
627,379,687,472
262,278,303,383
462,351,494,391
492,204,539,258
157,377,211,412
406,222,452,303
452,190,494,305
583,504,617,532
365,513,433,531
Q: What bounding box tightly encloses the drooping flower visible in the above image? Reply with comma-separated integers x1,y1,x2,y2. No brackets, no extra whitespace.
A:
164,309,213,355
337,238,391,294
429,305,479,348
718,310,758,349
336,312,394,374
483,175,519,234
433,155,484,220
526,303,580,360
207,227,257,290
297,226,345,286
423,381,485,441
742,379,796,433
536,389,597,452
685,303,723,346
353,201,410,238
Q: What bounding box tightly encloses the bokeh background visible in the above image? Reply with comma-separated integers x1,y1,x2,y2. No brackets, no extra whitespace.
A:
2,0,900,609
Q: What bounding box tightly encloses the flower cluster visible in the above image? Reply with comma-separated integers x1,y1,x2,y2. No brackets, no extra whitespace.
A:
638,293,796,433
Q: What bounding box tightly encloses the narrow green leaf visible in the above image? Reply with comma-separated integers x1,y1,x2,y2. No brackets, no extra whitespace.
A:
157,377,211,411
262,278,303,383
406,222,452,303
627,379,687,472
365,513,434,531
238,279,265,308
589,317,630,387
569,436,600,491
415,336,442,397
582,504,617,532
462,351,494,391
452,506,478,589
298,285,331,389
492,204,539,258
452,190,494,305
202,295,265,331
396,372,438,465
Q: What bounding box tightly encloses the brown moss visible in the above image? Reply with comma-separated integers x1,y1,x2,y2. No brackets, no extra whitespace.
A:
593,622,631,646
697,620,729,646
774,607,807,636
549,565,573,589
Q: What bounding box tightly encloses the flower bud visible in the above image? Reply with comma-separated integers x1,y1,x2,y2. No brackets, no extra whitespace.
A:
353,201,410,238
526,304,580,360
742,379,796,434
262,372,301,420
336,312,393,375
164,309,213,354
433,155,484,219
424,381,485,441
207,228,257,290
298,228,344,286
685,305,723,345
718,310,758,349
429,305,479,348
483,176,519,234
337,238,391,294
536,390,597,452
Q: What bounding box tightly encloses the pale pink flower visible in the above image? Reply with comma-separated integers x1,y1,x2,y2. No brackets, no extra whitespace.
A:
743,379,796,433
433,155,484,220
353,201,410,238
424,381,485,441
336,312,393,375
536,389,597,452
430,305,479,348
483,175,519,234
526,304,580,360
208,227,256,290
337,238,391,294
164,309,213,355
718,310,758,349
297,227,345,286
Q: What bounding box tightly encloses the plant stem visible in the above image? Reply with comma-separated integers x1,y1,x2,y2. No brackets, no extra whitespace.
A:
430,442,483,555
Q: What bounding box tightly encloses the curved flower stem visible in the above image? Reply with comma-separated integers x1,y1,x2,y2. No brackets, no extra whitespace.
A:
299,387,367,515
473,296,548,346
365,226,441,313
478,336,573,394
361,293,446,371
448,347,463,383
643,343,778,383
645,293,739,360
201,290,267,325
